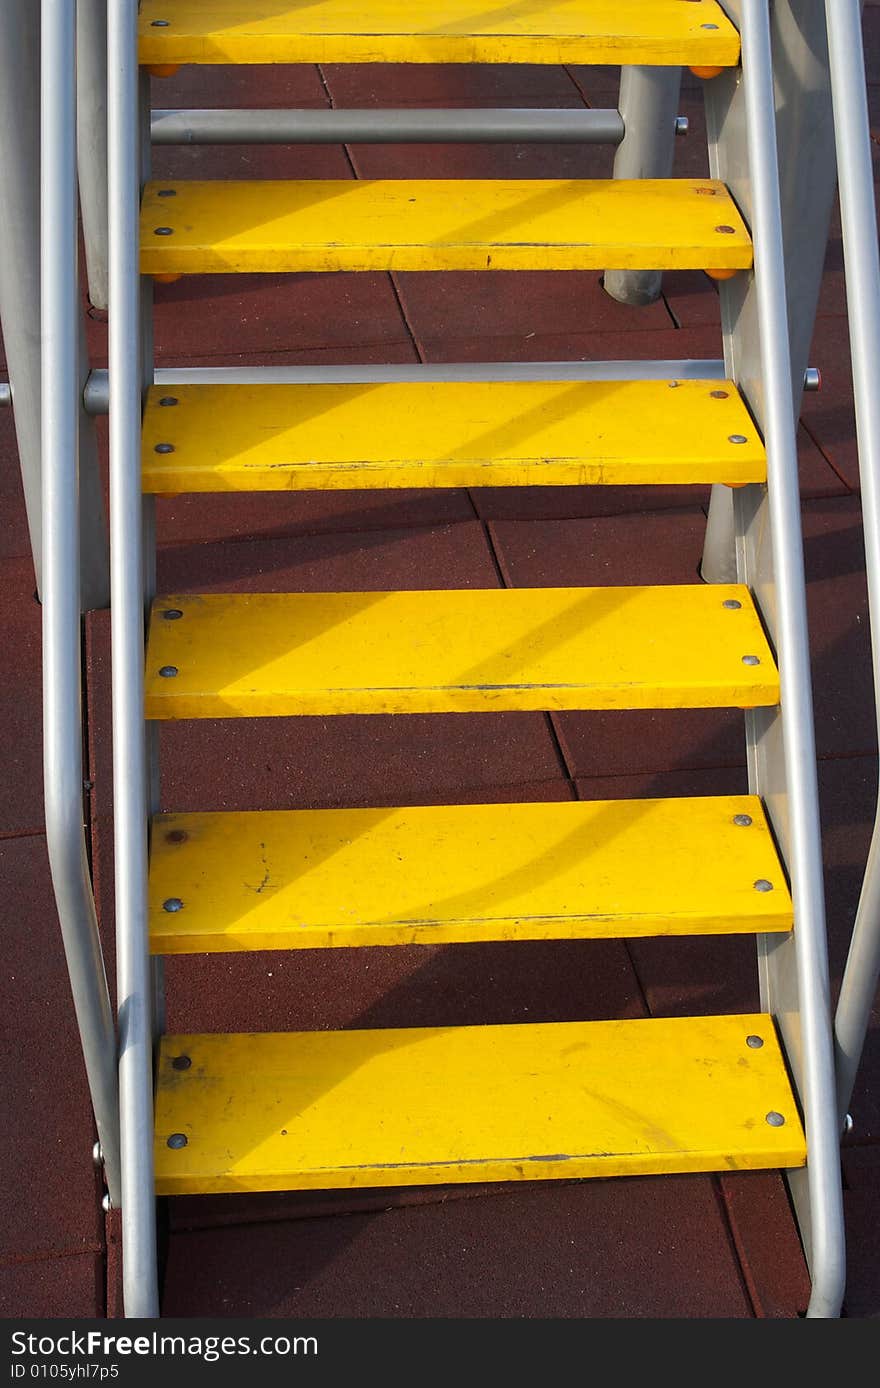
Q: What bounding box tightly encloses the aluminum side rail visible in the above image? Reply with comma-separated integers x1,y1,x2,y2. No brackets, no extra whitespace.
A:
740,0,846,1318
40,0,119,1207
108,0,158,1318
823,0,880,1130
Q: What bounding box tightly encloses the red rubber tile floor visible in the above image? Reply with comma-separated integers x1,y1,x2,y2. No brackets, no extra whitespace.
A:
2,47,880,1319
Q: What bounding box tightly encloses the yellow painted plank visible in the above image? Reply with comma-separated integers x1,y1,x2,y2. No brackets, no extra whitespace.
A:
153,1015,805,1195
140,179,753,276
149,796,792,954
141,380,766,493
139,1,741,67
144,587,779,719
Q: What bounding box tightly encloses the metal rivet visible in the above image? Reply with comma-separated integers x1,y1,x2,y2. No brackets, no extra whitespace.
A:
167,1133,188,1149
159,665,178,678
165,829,187,844
754,879,774,893
710,389,729,399
154,227,174,236
746,1034,764,1049
92,1140,103,1167
723,599,742,610
742,654,761,666
716,225,736,234
157,189,177,197
843,1113,854,1134
154,442,175,454
171,1055,191,1071
102,1193,112,1212
765,1111,785,1127
162,608,183,620
668,380,680,388
729,434,748,444
702,23,720,29
163,897,184,912
159,396,178,406
733,814,753,828
151,19,170,26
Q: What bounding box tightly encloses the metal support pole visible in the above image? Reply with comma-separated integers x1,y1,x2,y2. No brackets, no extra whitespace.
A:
41,0,120,1208
108,0,159,1319
604,66,682,307
0,0,109,609
821,0,880,1128
151,106,627,145
702,0,840,584
715,0,846,1319
77,0,110,310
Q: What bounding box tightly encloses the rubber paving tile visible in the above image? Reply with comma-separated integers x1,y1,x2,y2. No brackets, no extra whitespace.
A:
717,1173,811,1319
842,1145,880,1317
152,138,352,182
347,135,615,181
320,62,582,107
150,271,414,363
0,408,33,564
161,1177,755,1318
0,557,47,834
149,64,328,109
0,836,103,1263
394,267,673,347
802,315,863,490
0,1255,103,1319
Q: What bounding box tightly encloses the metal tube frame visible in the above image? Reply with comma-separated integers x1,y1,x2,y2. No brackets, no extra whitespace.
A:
40,0,120,1207
605,66,683,307
77,0,110,310
708,0,846,1317
822,0,880,1128
108,0,159,1318
151,106,628,145
702,2,842,585
0,0,109,609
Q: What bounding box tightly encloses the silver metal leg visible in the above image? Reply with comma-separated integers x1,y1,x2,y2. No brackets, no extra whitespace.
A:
604,66,682,307
702,0,840,586
108,4,159,1321
819,0,880,1129
77,0,110,311
0,0,109,609
709,0,846,1318
41,0,120,1208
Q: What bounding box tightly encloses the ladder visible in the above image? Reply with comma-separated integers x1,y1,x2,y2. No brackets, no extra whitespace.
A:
17,0,880,1320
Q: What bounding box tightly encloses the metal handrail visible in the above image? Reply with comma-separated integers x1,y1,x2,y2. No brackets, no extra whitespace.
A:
40,0,120,1206
822,0,880,1128
740,0,846,1318
108,0,158,1317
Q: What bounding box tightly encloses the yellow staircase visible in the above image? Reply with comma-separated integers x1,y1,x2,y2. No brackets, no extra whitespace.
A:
136,5,809,1220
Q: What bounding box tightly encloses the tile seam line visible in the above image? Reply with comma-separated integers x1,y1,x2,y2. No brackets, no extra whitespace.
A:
798,415,858,492
0,1244,105,1269
712,1175,762,1318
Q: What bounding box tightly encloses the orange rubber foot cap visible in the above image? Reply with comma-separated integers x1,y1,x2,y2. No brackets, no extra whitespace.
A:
147,64,180,78
690,66,724,80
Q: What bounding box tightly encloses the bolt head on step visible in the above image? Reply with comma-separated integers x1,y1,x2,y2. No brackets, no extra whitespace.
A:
167,1133,188,1150
765,1111,785,1127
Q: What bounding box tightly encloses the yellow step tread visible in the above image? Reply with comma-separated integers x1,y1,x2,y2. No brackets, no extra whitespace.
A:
138,1,741,68
139,179,753,276
153,1016,805,1195
149,796,792,954
141,380,766,494
144,586,779,720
